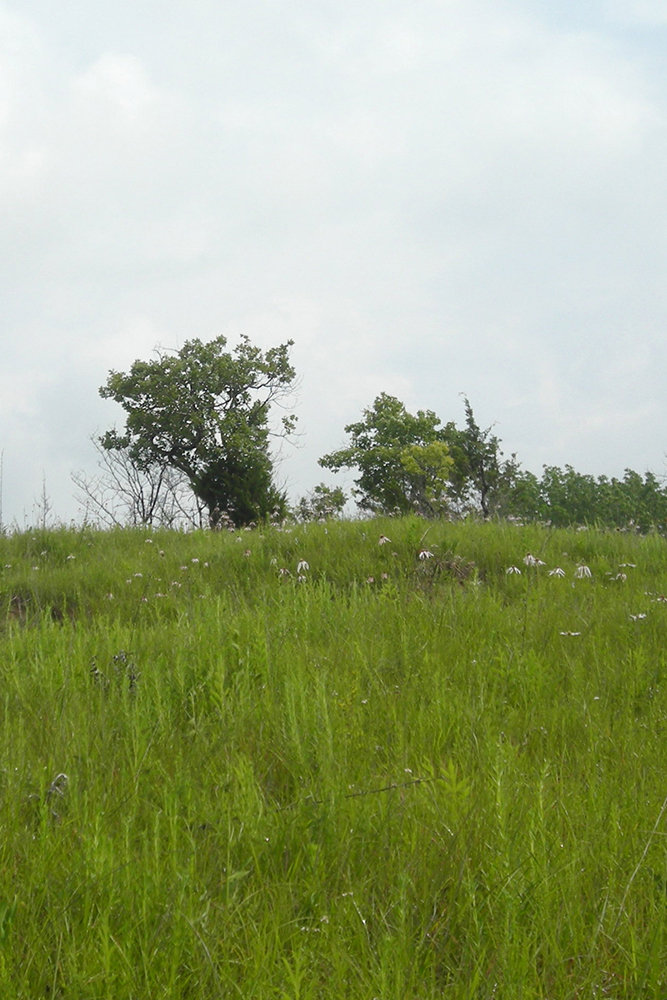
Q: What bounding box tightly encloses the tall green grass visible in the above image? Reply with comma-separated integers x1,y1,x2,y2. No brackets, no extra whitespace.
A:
1,517,667,997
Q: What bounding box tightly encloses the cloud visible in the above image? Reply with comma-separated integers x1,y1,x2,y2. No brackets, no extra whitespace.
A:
2,0,667,521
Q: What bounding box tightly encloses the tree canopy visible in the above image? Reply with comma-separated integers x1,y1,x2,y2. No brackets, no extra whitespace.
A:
99,335,296,527
319,393,454,515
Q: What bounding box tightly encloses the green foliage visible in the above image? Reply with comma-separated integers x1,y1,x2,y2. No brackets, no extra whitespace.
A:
319,393,453,515
294,482,348,521
1,519,667,995
320,391,667,532
99,335,296,527
441,396,519,516
506,464,667,531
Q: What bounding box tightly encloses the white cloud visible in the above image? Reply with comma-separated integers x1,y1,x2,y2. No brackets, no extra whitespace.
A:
1,0,667,520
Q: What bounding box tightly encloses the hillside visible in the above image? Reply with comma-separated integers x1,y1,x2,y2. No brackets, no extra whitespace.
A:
1,518,667,997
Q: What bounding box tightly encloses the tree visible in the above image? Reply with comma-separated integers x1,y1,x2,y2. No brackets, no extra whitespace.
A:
99,335,297,528
294,483,348,522
319,394,453,515
441,397,519,517
72,436,205,529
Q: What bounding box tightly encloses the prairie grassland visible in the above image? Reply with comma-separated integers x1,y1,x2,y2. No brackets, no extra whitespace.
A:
1,517,667,998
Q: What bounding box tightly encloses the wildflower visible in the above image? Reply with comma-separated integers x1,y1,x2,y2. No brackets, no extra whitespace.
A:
378,535,391,545
506,566,521,575
629,613,647,621
105,593,114,600
145,539,153,544
548,567,566,577
3,564,11,569
419,550,434,560
269,557,277,566
203,561,209,567
46,773,68,799
619,563,637,568
191,558,199,564
180,565,188,571
66,554,75,561
279,567,291,577
613,573,627,583
574,564,592,579
559,631,582,636
297,574,307,583
159,550,165,557
381,572,389,580
244,549,252,557
297,560,309,573
523,554,538,567
133,572,143,578
366,576,375,584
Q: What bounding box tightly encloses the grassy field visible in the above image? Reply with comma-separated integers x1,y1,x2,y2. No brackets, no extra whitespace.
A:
1,516,667,998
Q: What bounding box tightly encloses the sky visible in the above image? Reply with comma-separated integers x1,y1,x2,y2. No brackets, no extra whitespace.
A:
2,0,667,526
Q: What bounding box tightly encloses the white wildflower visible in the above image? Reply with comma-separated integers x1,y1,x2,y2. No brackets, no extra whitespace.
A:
559,631,582,636
629,613,647,621
523,554,539,567
506,566,521,575
574,564,592,579
548,567,566,577
378,535,391,545
419,550,434,560
297,560,309,573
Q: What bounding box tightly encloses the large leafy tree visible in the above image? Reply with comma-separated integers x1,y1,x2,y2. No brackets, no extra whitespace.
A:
319,393,453,515
99,335,296,527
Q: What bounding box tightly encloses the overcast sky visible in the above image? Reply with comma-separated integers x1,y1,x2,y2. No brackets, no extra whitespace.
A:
2,0,667,525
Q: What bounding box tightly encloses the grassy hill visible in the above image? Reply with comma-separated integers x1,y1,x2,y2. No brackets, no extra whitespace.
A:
1,517,667,998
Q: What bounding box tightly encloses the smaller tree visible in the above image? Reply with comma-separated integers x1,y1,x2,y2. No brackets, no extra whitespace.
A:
319,394,453,515
73,436,205,528
294,483,348,522
442,397,519,517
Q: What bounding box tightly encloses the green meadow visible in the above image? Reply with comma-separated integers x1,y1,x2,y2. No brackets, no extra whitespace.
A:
2,517,667,998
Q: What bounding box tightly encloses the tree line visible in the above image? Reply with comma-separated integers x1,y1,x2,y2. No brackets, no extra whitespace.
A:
75,334,667,533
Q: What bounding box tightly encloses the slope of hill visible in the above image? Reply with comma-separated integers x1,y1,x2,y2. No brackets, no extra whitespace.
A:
1,517,666,997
